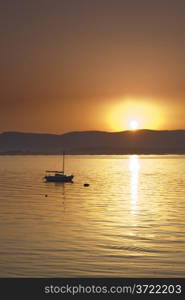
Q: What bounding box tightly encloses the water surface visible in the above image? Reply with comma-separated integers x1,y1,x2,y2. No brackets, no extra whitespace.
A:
0,155,185,277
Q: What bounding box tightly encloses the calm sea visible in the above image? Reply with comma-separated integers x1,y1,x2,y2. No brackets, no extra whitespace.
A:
0,155,185,277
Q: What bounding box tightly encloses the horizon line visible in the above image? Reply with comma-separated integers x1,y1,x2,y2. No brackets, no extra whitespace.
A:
1,128,185,135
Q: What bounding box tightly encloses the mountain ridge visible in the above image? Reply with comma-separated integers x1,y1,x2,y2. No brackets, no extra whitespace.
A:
0,129,185,154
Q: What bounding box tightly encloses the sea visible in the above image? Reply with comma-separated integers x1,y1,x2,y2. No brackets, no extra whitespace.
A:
0,155,185,277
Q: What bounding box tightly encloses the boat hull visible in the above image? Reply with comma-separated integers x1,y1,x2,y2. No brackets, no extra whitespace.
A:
45,175,73,183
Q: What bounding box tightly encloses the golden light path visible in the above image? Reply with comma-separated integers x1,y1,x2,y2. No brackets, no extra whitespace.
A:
129,155,140,215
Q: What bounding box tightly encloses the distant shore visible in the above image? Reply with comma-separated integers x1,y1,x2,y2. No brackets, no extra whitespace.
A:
0,151,185,155
0,129,185,155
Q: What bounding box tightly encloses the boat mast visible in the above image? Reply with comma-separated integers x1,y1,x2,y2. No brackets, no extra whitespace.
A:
63,151,65,173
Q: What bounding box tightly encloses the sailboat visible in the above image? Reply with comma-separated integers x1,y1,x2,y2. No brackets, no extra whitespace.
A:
44,152,74,182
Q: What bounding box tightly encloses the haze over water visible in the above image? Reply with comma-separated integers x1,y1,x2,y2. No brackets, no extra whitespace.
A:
0,155,185,277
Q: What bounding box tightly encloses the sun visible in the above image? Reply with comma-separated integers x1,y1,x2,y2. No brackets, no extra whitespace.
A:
129,120,139,130
107,97,166,132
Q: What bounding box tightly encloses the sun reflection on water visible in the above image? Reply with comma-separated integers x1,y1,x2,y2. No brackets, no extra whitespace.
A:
129,155,140,214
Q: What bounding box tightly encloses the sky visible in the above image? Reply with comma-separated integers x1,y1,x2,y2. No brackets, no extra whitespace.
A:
0,0,185,133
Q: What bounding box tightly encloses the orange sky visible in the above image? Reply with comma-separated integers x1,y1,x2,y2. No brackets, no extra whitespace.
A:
0,0,185,133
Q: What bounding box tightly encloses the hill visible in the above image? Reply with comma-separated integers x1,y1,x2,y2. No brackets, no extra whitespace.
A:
0,130,185,154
